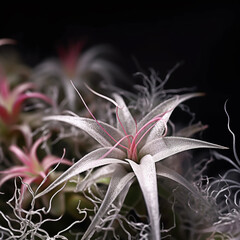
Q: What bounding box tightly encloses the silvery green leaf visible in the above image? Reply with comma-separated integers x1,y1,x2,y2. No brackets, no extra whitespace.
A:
113,93,136,134
156,163,199,196
102,168,136,240
138,93,203,130
44,115,125,147
138,93,203,144
76,164,118,192
82,165,135,240
141,120,166,146
127,155,161,240
36,148,127,198
139,136,227,162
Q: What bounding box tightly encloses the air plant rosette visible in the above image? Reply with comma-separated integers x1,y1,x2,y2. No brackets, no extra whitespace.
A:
0,39,238,240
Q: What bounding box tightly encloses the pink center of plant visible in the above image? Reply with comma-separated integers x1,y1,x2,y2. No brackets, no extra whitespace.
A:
0,76,52,125
73,83,167,163
58,41,85,78
114,108,167,162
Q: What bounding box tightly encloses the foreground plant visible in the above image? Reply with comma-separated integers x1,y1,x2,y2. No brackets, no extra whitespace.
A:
36,83,226,239
1,39,234,239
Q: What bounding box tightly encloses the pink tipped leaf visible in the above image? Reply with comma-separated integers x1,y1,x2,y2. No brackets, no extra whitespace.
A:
41,156,72,172
9,145,30,166
0,74,10,99
29,134,50,164
0,166,29,186
58,41,85,76
13,92,53,115
11,82,36,98
0,106,10,124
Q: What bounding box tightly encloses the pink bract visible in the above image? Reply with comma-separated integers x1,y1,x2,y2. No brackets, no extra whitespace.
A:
0,73,52,126
58,41,85,78
0,134,72,192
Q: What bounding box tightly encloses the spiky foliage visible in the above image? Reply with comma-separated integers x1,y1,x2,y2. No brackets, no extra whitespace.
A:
36,83,226,239
1,39,238,240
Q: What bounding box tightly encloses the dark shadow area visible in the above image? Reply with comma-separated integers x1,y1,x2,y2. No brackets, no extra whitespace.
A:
1,1,240,169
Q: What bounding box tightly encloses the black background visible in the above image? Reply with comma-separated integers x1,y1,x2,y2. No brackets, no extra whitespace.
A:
1,2,240,162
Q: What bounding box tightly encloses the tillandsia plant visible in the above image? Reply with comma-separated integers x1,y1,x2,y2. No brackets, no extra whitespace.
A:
30,41,131,158
0,70,53,162
0,134,72,194
0,40,52,144
32,41,129,112
1,38,239,240
0,72,52,129
35,81,227,239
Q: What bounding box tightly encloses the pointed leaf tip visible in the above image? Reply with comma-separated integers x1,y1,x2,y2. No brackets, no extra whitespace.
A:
35,147,126,198
43,115,125,147
82,166,135,239
139,136,227,163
